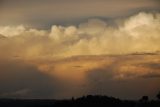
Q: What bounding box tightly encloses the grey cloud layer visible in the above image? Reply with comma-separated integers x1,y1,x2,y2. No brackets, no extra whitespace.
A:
0,59,56,99
0,0,159,26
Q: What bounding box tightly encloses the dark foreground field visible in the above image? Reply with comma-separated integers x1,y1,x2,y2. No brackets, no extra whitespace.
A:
0,95,160,107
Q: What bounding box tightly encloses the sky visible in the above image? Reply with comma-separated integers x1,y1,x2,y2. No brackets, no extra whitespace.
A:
0,0,160,99
0,0,160,27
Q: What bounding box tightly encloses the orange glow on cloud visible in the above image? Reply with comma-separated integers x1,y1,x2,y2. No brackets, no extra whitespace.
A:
0,11,160,99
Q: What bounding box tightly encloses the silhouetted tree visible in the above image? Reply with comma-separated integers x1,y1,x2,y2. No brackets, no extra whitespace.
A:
71,97,75,101
157,92,160,100
140,96,148,102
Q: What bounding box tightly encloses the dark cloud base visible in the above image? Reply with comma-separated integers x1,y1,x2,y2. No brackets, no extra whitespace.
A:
0,54,160,99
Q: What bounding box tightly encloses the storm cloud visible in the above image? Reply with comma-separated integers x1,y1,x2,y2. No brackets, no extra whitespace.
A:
0,11,160,99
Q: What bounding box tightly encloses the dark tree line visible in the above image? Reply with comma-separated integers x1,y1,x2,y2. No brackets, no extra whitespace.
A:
157,91,160,100
0,92,160,107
